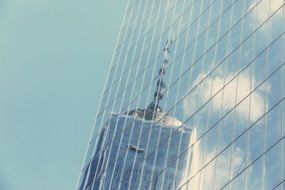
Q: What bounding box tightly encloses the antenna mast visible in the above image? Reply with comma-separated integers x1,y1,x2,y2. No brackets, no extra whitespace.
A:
147,40,172,115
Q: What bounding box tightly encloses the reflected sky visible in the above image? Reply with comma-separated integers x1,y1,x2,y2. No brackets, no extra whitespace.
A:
82,0,285,189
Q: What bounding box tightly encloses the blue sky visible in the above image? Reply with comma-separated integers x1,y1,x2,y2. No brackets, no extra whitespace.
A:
0,0,127,189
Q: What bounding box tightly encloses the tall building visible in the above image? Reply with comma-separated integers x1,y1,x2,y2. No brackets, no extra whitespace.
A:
77,0,285,189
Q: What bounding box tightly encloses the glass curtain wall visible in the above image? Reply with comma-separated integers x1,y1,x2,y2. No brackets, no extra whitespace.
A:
78,0,285,189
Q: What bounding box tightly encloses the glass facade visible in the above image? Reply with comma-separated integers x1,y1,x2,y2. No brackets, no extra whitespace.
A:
77,0,285,189
78,114,195,190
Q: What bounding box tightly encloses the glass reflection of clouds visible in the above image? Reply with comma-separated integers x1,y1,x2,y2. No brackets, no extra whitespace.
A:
77,0,285,189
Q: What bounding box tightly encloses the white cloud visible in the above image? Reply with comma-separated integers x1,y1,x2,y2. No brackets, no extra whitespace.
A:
183,72,268,122
184,143,247,190
201,147,246,189
250,0,284,23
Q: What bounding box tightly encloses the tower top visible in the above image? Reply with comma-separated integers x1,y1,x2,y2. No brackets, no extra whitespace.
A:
146,40,172,116
126,40,173,121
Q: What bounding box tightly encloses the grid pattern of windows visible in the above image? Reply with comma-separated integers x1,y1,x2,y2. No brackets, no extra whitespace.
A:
77,0,285,189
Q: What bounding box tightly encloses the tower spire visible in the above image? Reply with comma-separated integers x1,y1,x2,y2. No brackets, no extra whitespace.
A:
147,40,172,115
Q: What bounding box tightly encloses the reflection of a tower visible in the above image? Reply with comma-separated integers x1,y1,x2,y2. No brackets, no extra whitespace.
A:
78,42,198,190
